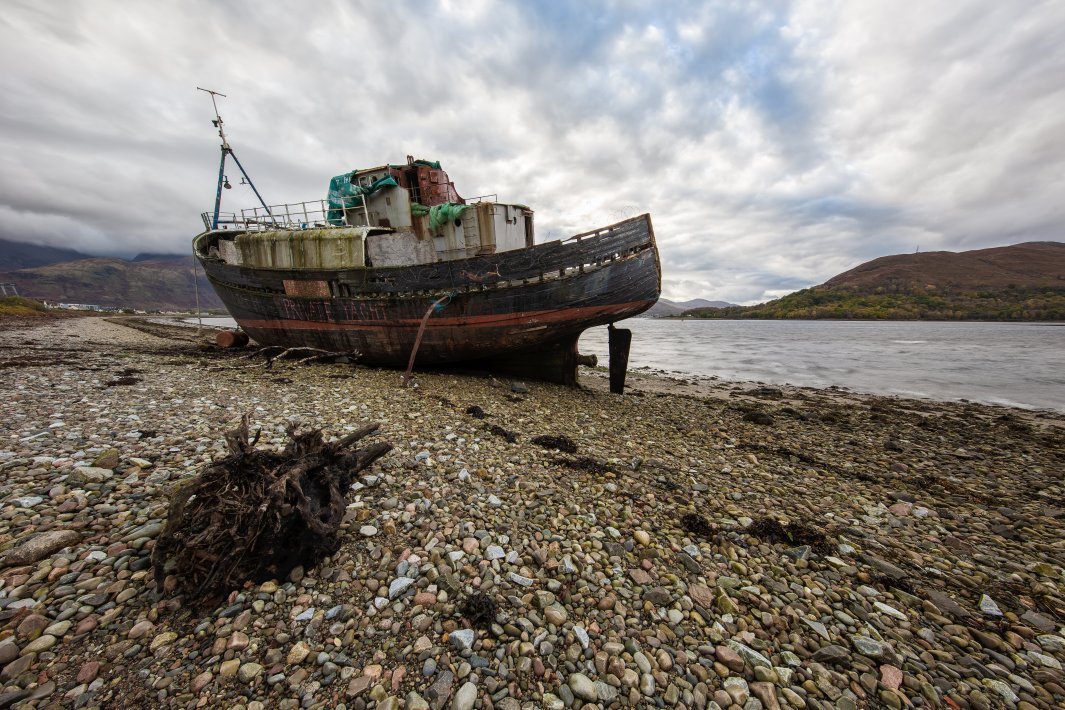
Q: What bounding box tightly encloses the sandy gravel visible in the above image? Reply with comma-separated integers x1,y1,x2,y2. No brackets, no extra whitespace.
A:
0,316,1062,710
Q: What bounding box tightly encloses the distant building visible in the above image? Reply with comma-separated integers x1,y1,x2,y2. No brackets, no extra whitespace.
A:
57,303,121,312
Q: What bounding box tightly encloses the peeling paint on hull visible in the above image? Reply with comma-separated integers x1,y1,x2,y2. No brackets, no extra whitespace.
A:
196,214,661,383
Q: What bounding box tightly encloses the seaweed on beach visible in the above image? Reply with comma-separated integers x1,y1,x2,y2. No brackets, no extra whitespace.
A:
552,456,615,475
105,376,142,387
747,517,833,554
465,405,488,419
151,414,391,601
531,434,578,453
486,424,518,443
460,593,499,629
681,513,715,538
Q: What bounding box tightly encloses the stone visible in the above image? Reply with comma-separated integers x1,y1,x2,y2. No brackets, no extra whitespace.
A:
484,545,505,560
426,670,454,703
860,554,908,582
981,678,1019,703
569,672,597,701
628,568,652,585
644,586,672,606
508,572,534,586
191,670,213,693
0,529,80,566
544,603,567,625
879,664,903,690
978,594,1003,617
813,644,850,664
751,681,781,710
128,620,155,639
92,447,120,469
689,583,714,608
925,590,970,619
22,635,57,654
406,691,430,710
237,662,263,682
0,642,19,665
452,681,477,710
287,641,311,664
347,675,372,697
66,466,113,485
715,645,746,672
16,614,49,640
634,530,651,545
1020,609,1055,632
850,635,885,658
727,640,773,668
360,525,378,537
389,577,415,599
219,659,240,678
449,629,475,652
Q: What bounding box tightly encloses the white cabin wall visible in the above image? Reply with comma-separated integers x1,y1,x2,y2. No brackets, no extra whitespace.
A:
366,230,435,267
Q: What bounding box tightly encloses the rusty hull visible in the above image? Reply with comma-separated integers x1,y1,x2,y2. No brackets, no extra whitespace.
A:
195,214,660,384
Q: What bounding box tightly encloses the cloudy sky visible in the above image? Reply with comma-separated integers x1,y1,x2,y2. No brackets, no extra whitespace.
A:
2,1,1062,303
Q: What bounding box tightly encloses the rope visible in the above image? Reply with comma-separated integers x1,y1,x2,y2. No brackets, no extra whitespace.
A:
400,292,455,387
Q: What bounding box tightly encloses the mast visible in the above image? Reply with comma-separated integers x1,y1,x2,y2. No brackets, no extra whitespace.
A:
197,87,273,228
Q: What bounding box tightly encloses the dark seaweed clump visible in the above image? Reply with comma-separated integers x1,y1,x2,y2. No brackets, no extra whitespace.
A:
465,405,487,419
486,424,518,443
552,456,614,475
105,376,142,387
531,434,578,453
748,517,833,554
460,593,498,629
681,513,715,538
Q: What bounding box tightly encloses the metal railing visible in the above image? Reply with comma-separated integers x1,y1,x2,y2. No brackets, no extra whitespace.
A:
201,196,370,232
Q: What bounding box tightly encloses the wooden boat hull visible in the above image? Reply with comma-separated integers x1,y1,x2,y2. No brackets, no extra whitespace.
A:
195,214,660,383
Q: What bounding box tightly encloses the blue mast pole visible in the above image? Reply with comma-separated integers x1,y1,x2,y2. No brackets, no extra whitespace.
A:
212,146,228,229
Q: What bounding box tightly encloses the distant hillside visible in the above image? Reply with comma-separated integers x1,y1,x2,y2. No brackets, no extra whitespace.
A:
0,238,92,270
683,241,1065,321
131,252,187,263
1,256,223,311
644,298,736,318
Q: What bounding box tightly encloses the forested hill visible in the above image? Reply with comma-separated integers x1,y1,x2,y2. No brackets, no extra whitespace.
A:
683,241,1065,320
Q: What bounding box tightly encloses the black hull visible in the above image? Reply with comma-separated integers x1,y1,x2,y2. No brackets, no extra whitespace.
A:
195,214,661,383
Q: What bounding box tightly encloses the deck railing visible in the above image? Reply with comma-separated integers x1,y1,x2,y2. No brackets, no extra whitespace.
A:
201,196,370,232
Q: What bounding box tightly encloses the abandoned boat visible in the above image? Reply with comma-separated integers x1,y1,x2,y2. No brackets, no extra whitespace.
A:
193,156,661,384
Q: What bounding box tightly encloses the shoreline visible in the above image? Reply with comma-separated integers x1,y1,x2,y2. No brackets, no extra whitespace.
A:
0,316,1062,709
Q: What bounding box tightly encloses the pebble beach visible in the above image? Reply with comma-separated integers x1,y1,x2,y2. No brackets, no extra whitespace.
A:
1,316,1063,710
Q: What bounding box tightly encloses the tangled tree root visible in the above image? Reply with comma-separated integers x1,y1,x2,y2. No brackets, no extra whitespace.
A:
151,414,392,601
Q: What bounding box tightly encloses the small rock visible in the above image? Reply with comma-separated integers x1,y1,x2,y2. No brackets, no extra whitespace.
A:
568,673,597,701
452,681,477,710
449,629,475,652
237,662,263,682
978,594,1003,617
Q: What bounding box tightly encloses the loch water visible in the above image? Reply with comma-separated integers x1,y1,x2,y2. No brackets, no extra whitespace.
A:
189,317,1065,411
578,319,1065,412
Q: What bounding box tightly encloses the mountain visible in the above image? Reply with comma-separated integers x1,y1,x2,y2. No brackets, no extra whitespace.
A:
0,238,93,270
682,241,1065,321
644,297,736,317
0,256,223,311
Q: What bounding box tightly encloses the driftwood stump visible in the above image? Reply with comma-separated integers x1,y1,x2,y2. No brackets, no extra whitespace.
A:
151,414,392,600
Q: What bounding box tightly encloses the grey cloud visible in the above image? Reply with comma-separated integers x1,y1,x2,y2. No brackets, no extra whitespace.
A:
0,0,1062,302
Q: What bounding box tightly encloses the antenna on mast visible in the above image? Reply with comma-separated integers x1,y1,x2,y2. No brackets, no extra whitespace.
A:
197,87,272,229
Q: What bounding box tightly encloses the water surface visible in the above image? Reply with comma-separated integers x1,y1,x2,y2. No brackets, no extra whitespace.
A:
186,316,1065,411
579,319,1065,411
